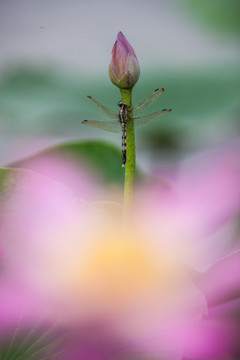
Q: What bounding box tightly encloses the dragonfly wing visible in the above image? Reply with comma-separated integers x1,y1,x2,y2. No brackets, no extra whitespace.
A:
87,96,118,120
134,109,172,127
82,120,121,133
132,88,165,116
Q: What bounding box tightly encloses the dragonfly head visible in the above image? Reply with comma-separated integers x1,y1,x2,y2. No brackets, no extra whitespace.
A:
118,101,127,108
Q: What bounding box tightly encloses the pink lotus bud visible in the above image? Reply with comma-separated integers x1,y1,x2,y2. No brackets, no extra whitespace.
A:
109,32,140,89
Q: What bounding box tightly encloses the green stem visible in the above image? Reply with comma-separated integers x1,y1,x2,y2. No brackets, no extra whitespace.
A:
120,88,136,209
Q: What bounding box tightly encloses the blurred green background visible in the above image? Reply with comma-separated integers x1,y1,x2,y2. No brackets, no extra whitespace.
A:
0,0,239,175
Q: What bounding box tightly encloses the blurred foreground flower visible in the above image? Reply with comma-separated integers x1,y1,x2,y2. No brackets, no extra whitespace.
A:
109,31,140,89
1,146,240,359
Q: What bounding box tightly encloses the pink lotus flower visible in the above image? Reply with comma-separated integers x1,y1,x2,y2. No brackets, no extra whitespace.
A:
109,31,140,89
1,145,240,359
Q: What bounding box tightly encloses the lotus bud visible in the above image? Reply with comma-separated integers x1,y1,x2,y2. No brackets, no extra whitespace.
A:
109,32,140,89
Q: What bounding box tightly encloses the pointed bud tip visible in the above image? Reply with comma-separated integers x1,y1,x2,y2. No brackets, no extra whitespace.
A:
116,31,128,44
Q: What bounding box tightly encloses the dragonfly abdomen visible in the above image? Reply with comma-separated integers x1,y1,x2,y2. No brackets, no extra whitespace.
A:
118,102,128,168
121,125,127,167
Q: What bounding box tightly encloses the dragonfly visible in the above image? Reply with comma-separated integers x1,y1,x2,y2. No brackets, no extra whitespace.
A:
82,88,171,167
